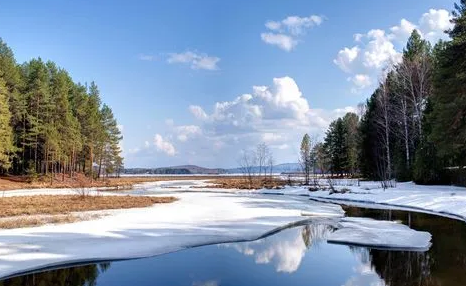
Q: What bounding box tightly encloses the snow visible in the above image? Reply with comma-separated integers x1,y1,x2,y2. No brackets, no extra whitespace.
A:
0,179,435,279
307,181,466,221
0,192,343,279
328,217,432,251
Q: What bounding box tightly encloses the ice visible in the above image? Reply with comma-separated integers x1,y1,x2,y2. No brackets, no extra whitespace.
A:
328,217,432,251
0,192,343,279
0,179,438,279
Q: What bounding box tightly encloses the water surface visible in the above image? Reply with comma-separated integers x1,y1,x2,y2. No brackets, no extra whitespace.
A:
2,207,465,286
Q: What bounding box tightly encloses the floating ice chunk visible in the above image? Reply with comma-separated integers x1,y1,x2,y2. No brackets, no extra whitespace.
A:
328,217,432,251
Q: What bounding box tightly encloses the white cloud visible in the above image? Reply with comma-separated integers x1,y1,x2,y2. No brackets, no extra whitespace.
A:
334,8,453,93
351,74,372,88
175,125,202,142
281,15,323,35
353,33,364,42
154,134,176,156
265,21,282,31
419,9,454,42
189,105,209,120
127,76,357,167
363,29,401,69
167,51,220,70
390,19,417,43
260,33,298,52
261,14,324,51
333,46,360,73
262,133,283,143
138,54,157,61
276,144,290,150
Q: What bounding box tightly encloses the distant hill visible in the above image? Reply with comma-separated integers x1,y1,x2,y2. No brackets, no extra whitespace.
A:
124,165,226,175
224,163,301,174
124,163,301,175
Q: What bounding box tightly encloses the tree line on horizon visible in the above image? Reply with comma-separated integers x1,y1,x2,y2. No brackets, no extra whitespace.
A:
0,38,123,181
300,1,466,186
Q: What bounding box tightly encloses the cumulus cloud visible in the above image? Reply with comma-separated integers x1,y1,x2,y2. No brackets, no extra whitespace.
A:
261,33,298,52
261,14,324,51
154,134,176,156
419,9,454,42
189,105,209,120
334,46,360,73
349,74,372,94
175,125,202,142
167,51,220,70
127,76,357,167
389,19,417,43
334,8,453,92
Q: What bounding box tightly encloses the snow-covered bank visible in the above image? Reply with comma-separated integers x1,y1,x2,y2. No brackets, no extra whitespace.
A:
0,182,434,280
307,181,466,222
0,192,342,279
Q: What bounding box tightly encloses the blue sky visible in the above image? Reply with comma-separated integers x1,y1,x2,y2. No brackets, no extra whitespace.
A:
0,0,454,168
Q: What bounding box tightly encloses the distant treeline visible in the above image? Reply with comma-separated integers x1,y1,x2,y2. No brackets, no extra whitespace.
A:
0,38,123,179
124,166,226,175
309,2,466,186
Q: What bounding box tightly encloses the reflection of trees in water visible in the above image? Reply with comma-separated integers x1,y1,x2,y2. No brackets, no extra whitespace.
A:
344,206,466,286
0,263,111,286
301,224,334,249
350,246,434,286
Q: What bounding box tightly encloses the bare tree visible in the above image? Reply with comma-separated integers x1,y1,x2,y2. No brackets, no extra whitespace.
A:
255,143,270,179
238,149,256,187
374,78,393,181
392,72,412,169
397,54,432,140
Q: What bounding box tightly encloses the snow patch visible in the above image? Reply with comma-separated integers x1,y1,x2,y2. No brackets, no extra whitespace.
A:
328,217,431,251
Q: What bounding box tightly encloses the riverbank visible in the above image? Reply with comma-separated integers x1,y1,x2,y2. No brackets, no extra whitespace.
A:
0,180,432,280
0,174,287,191
0,194,176,229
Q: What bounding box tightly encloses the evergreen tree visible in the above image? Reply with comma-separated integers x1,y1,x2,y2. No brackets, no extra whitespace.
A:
324,118,347,176
430,1,466,167
342,112,359,176
0,77,15,171
0,38,123,179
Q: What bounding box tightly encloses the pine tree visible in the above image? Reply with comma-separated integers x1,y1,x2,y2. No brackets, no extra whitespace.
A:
0,77,15,171
324,118,347,177
342,112,359,176
430,1,466,167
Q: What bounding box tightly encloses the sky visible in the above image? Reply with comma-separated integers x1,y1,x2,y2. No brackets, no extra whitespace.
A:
0,0,455,168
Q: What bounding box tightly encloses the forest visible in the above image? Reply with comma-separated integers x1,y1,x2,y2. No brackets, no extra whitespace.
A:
0,39,123,181
302,2,466,186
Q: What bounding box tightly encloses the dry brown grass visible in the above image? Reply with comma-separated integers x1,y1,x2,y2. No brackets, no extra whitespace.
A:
0,195,177,218
0,174,238,191
207,177,287,190
0,214,80,229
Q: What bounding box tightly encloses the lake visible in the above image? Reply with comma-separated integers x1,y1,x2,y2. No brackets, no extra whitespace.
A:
2,205,465,286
